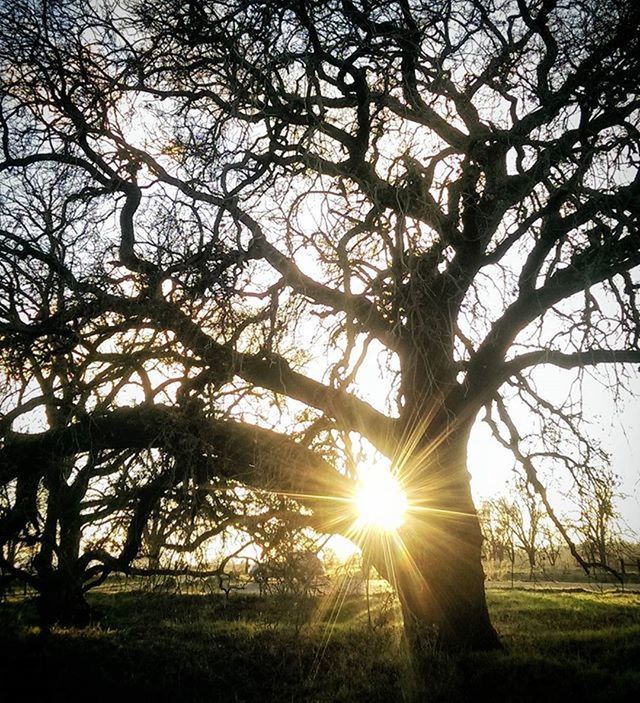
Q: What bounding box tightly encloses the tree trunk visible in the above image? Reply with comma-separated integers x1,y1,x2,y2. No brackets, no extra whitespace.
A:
34,487,92,627
36,570,92,627
385,423,500,652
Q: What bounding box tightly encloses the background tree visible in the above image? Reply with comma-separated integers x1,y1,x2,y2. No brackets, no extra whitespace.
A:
480,487,557,582
574,468,626,570
1,0,640,652
539,522,563,572
478,497,515,576
504,481,545,579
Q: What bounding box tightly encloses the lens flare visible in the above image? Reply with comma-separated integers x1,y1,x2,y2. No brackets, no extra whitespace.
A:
355,466,408,531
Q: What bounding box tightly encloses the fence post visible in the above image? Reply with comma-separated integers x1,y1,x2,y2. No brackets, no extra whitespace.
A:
620,558,625,590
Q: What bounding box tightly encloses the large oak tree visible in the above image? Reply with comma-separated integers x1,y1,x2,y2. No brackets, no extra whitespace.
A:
1,0,639,650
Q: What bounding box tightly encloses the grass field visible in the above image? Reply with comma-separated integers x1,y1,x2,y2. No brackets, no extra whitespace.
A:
0,587,639,702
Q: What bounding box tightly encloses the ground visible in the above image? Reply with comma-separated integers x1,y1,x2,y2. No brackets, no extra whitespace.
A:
0,585,639,702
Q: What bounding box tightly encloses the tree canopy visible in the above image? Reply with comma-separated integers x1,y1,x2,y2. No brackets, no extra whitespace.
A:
1,0,639,650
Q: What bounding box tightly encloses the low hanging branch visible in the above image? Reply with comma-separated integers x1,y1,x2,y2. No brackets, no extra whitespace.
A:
0,404,357,532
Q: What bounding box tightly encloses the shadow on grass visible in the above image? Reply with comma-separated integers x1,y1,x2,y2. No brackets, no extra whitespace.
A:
0,589,638,702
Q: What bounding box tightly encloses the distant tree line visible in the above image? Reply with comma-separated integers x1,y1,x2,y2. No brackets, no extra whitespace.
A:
479,470,637,582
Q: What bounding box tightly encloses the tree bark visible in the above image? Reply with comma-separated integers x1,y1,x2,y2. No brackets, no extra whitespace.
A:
386,423,500,652
36,571,92,627
33,472,93,627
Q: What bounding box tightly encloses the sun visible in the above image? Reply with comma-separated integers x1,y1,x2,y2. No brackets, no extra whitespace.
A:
355,466,408,531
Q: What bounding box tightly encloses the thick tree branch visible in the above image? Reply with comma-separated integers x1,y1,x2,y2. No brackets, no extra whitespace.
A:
1,404,356,526
502,348,640,379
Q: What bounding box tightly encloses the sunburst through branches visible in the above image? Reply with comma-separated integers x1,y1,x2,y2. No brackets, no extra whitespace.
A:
355,466,408,532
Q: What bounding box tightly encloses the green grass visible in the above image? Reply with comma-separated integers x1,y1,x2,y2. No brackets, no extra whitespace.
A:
0,588,638,702
467,591,640,702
